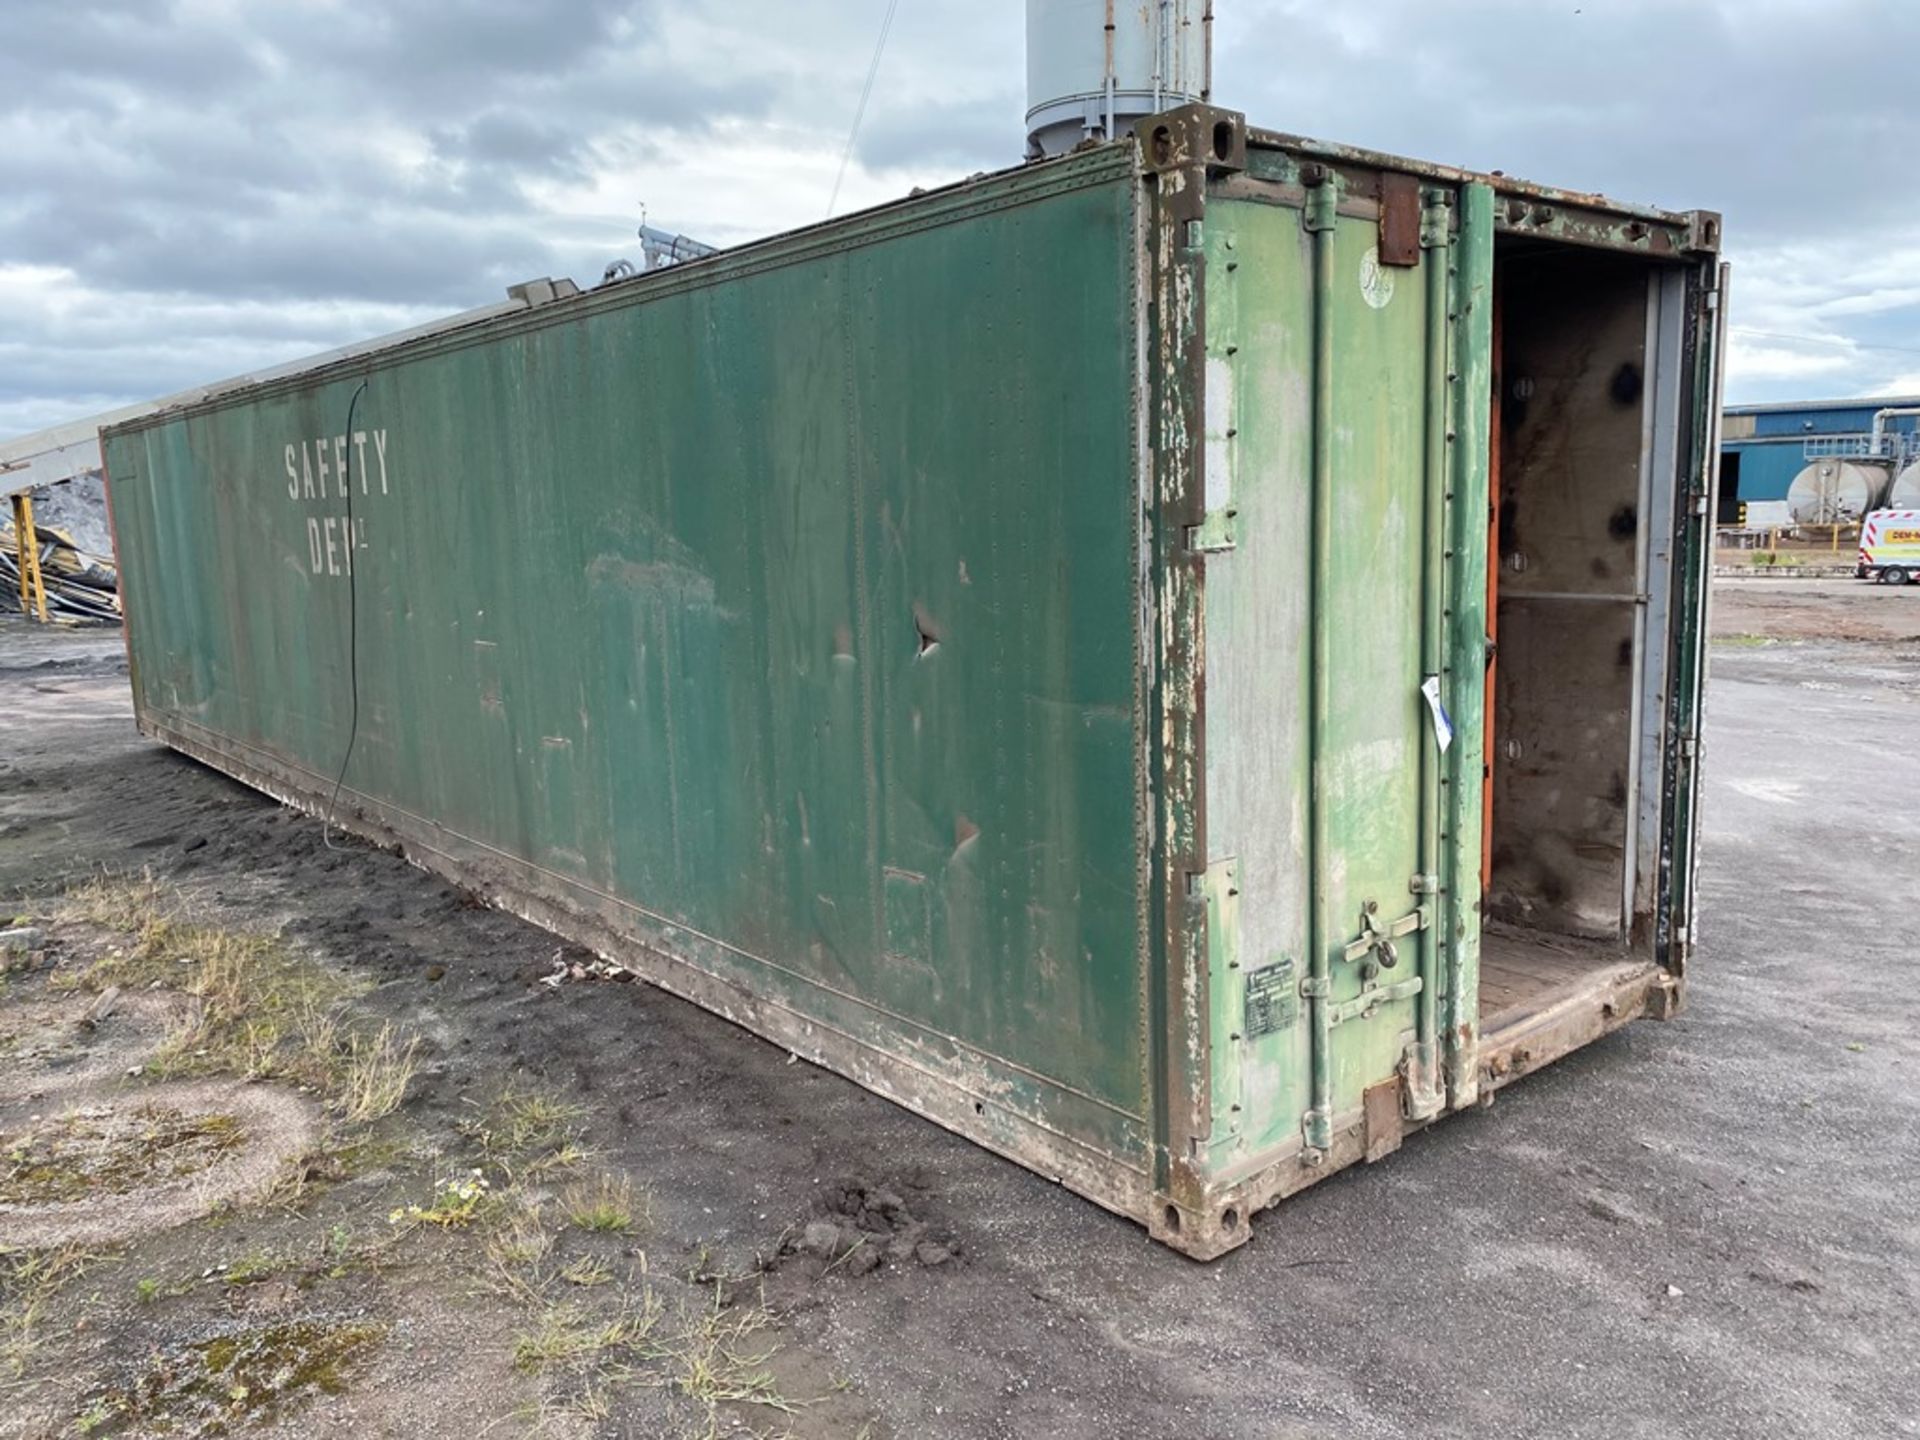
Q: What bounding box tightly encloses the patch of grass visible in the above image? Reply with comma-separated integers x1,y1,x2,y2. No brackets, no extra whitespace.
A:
664,1288,793,1419
562,1173,644,1235
511,1297,662,1376
60,871,171,934
479,1202,554,1304
54,876,422,1123
72,1318,385,1437
335,1023,420,1124
522,1140,594,1181
559,1256,614,1288
0,1105,245,1206
222,1250,283,1287
1,1245,109,1382
1714,632,1774,648
459,1079,589,1178
131,1273,195,1306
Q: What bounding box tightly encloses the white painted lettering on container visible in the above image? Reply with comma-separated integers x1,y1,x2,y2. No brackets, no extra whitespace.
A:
284,427,392,579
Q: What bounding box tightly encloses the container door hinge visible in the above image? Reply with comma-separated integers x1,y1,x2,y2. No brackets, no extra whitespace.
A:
1301,168,1339,232
1418,192,1454,253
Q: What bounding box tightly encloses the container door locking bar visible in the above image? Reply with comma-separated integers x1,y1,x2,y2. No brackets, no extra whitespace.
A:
1343,900,1426,973
1300,903,1431,1147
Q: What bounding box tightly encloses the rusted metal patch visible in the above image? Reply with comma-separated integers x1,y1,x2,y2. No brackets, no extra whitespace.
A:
1245,125,1720,259
1363,1078,1405,1163
1135,104,1250,1247
1136,103,1248,177
1378,172,1422,267
1479,963,1669,1094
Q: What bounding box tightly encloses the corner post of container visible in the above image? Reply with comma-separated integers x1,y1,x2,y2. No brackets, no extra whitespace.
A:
1299,161,1339,1160
1132,102,1250,1258
1442,182,1496,1111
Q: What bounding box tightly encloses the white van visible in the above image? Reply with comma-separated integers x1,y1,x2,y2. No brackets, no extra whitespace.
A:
1858,510,1920,585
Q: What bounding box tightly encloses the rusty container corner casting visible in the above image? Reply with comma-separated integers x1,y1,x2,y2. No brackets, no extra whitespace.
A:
102,107,1726,1260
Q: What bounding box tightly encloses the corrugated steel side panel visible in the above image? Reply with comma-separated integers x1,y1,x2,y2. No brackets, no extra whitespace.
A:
105,145,1159,1210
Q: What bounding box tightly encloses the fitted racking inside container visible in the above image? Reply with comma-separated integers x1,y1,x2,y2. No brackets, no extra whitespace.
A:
103,108,1725,1257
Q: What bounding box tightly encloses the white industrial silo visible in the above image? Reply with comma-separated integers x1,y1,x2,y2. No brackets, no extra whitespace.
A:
1027,0,1212,158
1890,461,1920,510
1786,458,1894,524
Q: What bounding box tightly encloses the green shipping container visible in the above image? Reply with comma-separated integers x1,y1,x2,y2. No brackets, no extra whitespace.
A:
103,108,1725,1258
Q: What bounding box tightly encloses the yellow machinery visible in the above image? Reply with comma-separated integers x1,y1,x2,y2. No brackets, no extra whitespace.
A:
7,489,50,623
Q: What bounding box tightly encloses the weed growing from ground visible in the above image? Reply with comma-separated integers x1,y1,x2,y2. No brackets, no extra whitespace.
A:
562,1173,645,1235
390,1170,492,1230
459,1080,590,1180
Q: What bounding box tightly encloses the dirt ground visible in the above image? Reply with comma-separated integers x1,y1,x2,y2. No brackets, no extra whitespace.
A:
1,578,1915,1439
1713,573,1920,644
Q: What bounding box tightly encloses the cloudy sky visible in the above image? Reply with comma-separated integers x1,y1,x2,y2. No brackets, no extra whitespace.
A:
3,0,1917,439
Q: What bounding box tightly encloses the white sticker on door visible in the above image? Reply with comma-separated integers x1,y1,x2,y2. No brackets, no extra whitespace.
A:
1360,246,1396,310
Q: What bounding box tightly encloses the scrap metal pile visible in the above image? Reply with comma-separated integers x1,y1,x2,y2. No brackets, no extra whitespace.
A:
3,490,121,625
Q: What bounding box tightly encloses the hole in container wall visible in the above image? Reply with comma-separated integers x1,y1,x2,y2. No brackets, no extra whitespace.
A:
912,603,940,657
1611,363,1644,407
1151,125,1173,167
1220,1207,1240,1233
1163,1204,1182,1233
1212,121,1235,163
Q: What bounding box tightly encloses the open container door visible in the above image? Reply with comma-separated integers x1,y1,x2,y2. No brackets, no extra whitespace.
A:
1477,208,1724,1090
1656,258,1729,972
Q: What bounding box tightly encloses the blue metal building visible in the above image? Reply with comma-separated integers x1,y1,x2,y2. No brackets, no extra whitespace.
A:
1719,395,1920,523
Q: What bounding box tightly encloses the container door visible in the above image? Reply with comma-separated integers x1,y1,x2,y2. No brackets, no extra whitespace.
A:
1657,258,1728,970
1195,169,1493,1174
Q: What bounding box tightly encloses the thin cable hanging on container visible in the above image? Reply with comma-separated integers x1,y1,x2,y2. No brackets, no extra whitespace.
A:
828,0,903,219
323,378,371,852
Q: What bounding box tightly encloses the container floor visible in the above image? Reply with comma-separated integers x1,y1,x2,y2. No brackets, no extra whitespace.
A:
1478,922,1652,1040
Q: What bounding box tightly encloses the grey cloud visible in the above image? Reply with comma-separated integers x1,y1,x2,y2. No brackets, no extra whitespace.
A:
1220,0,1920,244
0,1,266,112
854,91,1025,175
2,0,1916,429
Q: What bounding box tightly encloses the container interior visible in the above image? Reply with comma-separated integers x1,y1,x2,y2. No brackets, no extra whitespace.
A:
1480,242,1684,1037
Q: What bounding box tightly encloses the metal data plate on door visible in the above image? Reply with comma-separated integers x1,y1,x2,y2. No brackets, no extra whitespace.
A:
1244,959,1298,1038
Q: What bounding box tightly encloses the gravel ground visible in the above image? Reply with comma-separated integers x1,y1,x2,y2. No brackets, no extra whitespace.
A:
0,582,1914,1439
